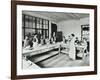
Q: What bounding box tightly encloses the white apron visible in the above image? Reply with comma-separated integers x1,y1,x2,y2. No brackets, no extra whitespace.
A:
69,37,76,60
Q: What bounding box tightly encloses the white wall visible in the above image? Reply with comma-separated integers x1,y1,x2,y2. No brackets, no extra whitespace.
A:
80,17,89,25
57,17,89,39
57,19,81,39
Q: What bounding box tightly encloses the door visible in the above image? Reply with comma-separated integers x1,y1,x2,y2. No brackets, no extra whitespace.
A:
51,23,57,37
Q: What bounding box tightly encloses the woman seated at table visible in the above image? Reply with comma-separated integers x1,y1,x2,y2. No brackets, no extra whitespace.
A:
74,37,80,45
23,35,29,48
23,34,39,50
31,34,38,47
33,34,38,43
45,38,50,44
40,37,45,45
74,37,80,59
62,36,67,44
32,38,38,48
29,37,34,49
23,37,33,50
50,37,55,44
81,38,88,54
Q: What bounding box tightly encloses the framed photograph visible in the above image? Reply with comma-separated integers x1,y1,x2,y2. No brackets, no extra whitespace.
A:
11,1,97,80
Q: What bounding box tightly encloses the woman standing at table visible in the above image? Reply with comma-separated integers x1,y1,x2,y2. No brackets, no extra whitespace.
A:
52,32,56,43
33,34,38,48
69,34,76,60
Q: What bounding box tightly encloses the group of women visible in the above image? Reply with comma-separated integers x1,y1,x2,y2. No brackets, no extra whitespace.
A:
23,33,89,60
22,33,56,49
62,34,89,60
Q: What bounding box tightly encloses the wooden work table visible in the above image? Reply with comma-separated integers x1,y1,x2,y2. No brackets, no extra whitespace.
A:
22,42,86,60
22,42,61,57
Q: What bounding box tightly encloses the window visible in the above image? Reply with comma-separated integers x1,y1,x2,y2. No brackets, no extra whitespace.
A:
81,24,89,41
22,14,49,40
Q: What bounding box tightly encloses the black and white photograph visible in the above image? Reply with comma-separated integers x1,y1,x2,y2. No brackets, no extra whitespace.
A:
22,11,90,69
11,1,97,79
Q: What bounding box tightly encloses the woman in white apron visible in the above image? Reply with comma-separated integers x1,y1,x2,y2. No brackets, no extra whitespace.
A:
69,34,76,60
23,36,29,48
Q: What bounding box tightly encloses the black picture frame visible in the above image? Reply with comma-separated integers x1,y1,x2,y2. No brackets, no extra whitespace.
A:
11,1,97,80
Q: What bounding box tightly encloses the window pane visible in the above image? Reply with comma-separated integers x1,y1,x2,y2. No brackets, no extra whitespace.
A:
43,20,45,25
46,20,48,25
32,17,35,28
33,23,35,28
29,16,33,28
25,29,35,36
22,15,24,27
29,22,32,28
40,24,42,29
37,18,40,24
25,21,28,27
37,24,40,29
40,19,42,24
22,28,24,40
45,25,48,29
25,16,29,27
43,25,45,29
33,17,35,22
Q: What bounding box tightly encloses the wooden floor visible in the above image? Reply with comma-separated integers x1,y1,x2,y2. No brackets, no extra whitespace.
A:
29,50,89,68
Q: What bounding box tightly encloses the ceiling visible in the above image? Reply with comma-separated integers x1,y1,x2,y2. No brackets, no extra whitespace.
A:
23,11,89,23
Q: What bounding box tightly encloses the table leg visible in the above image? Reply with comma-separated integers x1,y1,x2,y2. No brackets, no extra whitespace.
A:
58,45,61,54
